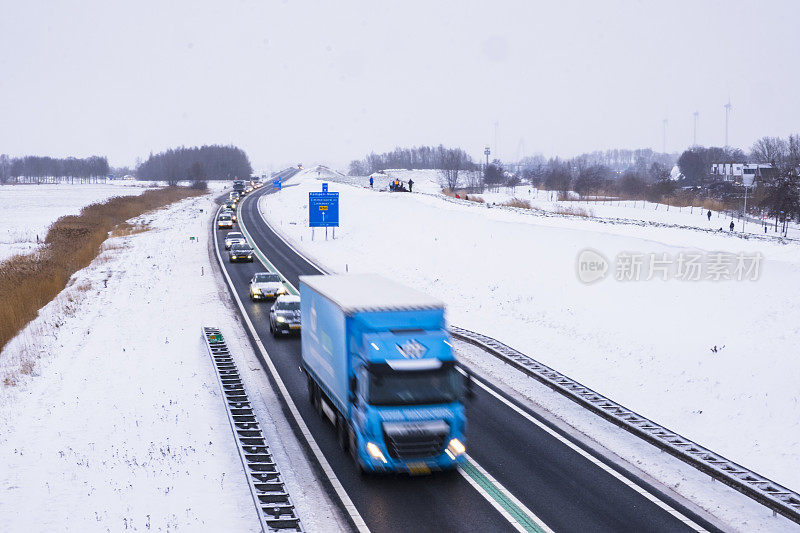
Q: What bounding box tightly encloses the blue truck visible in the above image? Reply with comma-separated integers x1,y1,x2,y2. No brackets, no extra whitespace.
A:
299,274,471,474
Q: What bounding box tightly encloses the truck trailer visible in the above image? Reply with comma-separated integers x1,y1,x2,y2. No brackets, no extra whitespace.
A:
299,274,470,474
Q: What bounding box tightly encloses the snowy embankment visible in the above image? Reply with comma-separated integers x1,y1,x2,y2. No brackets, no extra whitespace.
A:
0,192,341,531
353,169,799,240
0,183,150,262
261,168,800,497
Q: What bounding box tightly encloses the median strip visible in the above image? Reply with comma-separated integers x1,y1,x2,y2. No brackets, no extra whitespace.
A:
460,456,552,533
236,198,299,295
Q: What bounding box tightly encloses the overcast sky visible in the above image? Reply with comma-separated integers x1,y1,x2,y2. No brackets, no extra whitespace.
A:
1,0,798,172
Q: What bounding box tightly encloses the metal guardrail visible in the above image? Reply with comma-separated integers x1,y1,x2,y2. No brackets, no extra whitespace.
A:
450,325,800,524
202,327,303,532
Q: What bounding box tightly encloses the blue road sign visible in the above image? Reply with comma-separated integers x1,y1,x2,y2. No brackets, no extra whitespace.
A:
273,178,281,190
322,182,328,192
309,191,339,227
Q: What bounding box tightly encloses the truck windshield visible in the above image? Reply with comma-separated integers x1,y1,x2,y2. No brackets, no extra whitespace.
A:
368,366,460,406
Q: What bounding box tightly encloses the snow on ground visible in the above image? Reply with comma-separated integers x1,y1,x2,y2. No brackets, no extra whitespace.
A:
343,169,799,240
0,192,343,531
261,169,800,502
454,339,799,532
0,183,150,262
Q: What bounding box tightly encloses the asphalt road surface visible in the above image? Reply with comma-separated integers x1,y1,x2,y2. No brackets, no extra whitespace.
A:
212,170,722,533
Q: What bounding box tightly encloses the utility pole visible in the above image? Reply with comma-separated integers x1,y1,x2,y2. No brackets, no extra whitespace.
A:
662,118,668,153
742,184,749,233
693,111,699,146
493,121,499,161
724,99,733,147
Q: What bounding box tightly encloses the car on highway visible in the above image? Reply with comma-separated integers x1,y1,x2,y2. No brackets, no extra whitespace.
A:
224,231,246,249
229,191,240,202
220,207,237,223
249,272,286,301
228,243,254,262
217,213,233,229
222,201,235,210
269,295,301,335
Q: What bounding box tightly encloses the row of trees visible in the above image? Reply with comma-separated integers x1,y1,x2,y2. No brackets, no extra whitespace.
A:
136,145,252,184
677,146,747,186
348,145,476,176
0,154,109,184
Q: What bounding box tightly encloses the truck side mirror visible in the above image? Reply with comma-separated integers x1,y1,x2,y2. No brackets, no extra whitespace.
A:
464,371,475,400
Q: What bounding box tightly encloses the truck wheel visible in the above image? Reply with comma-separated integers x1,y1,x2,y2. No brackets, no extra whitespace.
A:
349,428,365,476
336,416,349,452
306,376,316,404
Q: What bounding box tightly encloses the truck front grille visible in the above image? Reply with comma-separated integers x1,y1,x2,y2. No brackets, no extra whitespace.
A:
382,420,449,460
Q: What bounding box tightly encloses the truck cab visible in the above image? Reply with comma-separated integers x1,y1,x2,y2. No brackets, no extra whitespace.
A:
300,274,470,474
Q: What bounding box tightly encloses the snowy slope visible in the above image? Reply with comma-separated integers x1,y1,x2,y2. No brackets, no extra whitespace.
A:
336,170,799,240
262,168,800,495
0,192,345,532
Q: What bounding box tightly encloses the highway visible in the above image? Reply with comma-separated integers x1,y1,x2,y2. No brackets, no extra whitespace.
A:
213,170,723,533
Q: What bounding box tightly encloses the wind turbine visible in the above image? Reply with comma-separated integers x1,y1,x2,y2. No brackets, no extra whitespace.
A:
693,111,699,146
724,99,733,147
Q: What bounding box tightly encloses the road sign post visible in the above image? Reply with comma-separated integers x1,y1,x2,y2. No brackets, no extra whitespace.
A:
309,186,339,240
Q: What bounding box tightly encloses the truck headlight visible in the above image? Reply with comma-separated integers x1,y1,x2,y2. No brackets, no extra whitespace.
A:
277,286,286,295
366,442,387,463
276,316,286,323
446,438,465,459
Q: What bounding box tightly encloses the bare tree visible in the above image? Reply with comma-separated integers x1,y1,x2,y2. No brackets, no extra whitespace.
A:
750,136,788,166
438,147,463,191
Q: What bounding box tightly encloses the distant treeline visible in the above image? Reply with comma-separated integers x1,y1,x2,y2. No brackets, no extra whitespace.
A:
348,145,477,175
136,145,252,183
0,154,109,184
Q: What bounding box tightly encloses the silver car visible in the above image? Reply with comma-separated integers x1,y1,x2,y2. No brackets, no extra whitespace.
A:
269,295,301,335
224,231,246,249
249,272,286,301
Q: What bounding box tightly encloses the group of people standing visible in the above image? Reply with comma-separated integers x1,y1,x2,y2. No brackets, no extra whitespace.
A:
369,176,413,193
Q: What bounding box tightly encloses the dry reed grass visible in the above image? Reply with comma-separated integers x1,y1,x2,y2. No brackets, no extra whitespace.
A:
0,187,203,353
554,205,593,217
501,198,532,209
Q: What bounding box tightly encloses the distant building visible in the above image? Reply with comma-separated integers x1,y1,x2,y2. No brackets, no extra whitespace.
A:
709,162,775,186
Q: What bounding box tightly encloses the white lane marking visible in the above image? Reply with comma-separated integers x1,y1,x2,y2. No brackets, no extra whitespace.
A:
460,454,555,533
255,193,328,275
213,206,371,533
464,370,709,532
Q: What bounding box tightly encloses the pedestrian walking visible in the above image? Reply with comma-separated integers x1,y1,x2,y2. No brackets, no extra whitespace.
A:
707,210,712,221
408,179,414,192
730,221,735,231
369,176,373,188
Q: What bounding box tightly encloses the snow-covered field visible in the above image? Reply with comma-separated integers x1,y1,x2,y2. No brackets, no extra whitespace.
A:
0,192,342,531
261,167,800,499
0,183,150,262
0,181,234,263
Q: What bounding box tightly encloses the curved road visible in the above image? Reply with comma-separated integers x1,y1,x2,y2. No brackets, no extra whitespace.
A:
213,171,723,533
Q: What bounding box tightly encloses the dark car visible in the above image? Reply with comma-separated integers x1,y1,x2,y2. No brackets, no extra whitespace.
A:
228,243,254,262
269,295,301,336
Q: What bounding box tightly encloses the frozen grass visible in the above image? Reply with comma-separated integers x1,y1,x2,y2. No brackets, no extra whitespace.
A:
501,197,533,209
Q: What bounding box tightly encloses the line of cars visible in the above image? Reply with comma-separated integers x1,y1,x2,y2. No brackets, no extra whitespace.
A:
219,214,300,336
216,198,469,474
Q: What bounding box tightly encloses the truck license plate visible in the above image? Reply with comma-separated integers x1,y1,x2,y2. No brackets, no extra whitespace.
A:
407,463,430,475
